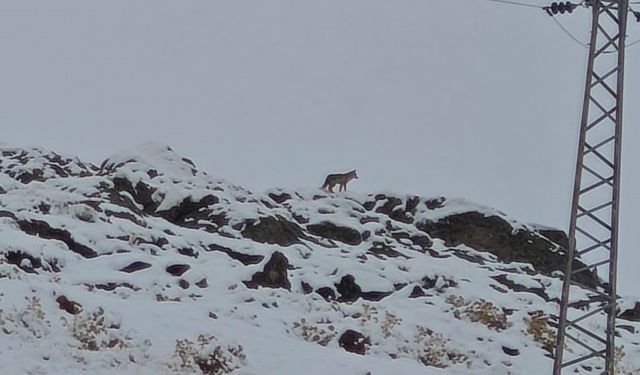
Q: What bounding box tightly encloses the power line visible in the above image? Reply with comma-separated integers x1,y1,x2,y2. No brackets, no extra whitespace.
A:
549,14,590,48
479,0,544,8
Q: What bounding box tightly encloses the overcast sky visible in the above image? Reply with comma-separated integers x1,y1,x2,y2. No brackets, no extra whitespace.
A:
1,0,639,295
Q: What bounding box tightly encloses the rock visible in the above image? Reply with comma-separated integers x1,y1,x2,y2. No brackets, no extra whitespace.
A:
368,243,410,259
177,247,199,258
409,285,426,298
375,196,413,224
307,222,362,246
241,216,302,246
56,295,82,315
316,287,336,301
425,197,446,210
5,251,41,273
418,212,599,288
208,243,264,265
338,330,370,355
502,346,520,356
620,302,640,322
112,177,158,213
245,251,291,290
492,274,550,301
336,275,362,302
155,194,219,224
16,219,97,258
301,281,313,294
195,278,208,288
119,261,152,273
268,192,291,204
166,264,190,277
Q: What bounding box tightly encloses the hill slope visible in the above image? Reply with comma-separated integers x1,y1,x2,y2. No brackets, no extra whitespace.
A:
1,143,639,375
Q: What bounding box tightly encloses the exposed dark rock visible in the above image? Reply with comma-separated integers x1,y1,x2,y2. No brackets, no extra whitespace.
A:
502,346,520,356
178,279,190,289
406,196,421,212
421,275,457,291
492,274,550,301
292,213,309,224
16,219,97,258
245,251,291,290
307,222,362,246
538,229,569,250
336,275,362,302
268,192,291,204
375,196,413,224
301,281,313,294
367,243,410,259
177,247,199,258
166,264,190,277
363,200,376,211
112,177,158,213
360,291,393,301
155,194,219,225
119,261,152,273
338,329,370,355
38,202,51,214
104,209,147,227
56,295,82,315
448,248,487,265
195,278,208,288
208,243,264,265
0,210,17,220
5,251,42,273
316,287,336,301
425,197,446,210
409,285,426,298
94,282,139,291
620,302,640,322
359,216,379,225
241,215,302,246
418,212,599,287
409,235,433,249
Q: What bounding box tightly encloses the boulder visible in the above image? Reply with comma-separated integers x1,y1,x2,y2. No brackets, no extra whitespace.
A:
245,251,291,290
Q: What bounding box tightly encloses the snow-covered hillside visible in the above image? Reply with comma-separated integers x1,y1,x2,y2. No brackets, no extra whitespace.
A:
1,143,639,375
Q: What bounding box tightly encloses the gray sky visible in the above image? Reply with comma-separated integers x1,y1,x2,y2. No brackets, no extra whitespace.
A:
1,0,639,295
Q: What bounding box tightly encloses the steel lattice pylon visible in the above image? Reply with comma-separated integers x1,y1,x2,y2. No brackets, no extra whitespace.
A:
553,0,629,374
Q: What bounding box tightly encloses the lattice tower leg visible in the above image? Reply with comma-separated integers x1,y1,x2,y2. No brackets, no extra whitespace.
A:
553,1,628,374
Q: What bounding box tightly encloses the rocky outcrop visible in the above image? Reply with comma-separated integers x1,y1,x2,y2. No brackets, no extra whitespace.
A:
418,212,599,288
307,222,362,246
245,251,291,290
241,216,302,246
338,330,370,355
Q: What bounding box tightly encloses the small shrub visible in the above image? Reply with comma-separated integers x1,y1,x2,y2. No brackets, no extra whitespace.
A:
292,318,336,347
523,312,555,353
447,296,507,331
353,303,379,325
405,326,470,368
169,334,246,375
380,312,401,339
67,307,130,351
615,346,640,375
1,295,50,338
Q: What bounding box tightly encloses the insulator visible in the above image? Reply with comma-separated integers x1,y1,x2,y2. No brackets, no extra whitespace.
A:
551,2,559,14
566,2,575,13
635,11,640,23
558,2,566,13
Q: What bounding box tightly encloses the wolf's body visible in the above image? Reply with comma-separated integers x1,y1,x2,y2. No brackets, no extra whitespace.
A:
321,170,358,192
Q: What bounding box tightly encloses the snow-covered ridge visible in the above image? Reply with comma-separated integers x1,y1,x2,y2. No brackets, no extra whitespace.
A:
1,144,638,375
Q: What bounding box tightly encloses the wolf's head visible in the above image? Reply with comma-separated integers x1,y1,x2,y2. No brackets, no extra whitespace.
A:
350,169,358,179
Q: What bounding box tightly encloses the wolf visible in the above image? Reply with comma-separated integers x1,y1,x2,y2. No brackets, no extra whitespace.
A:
321,169,358,192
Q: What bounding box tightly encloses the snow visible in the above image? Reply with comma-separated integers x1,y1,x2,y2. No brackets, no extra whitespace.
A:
1,144,639,374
